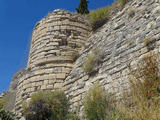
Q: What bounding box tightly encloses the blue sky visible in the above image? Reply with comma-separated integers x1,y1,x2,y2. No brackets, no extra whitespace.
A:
0,0,114,93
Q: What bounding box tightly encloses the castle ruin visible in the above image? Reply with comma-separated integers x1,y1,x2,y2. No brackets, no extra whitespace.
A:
12,9,90,117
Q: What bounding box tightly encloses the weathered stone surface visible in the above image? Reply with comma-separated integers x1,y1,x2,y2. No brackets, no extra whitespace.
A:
8,0,160,118
64,0,160,114
13,9,90,117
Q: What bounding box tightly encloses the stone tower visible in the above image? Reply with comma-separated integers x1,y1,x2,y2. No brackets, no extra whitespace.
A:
14,9,90,117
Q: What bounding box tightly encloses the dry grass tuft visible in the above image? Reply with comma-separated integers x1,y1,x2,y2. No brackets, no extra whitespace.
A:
121,53,160,120
82,49,103,74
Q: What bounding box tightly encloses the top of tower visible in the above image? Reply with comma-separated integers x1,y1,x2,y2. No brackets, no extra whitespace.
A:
34,9,89,30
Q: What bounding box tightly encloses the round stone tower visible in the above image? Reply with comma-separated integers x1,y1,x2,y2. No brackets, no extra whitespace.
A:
15,9,90,117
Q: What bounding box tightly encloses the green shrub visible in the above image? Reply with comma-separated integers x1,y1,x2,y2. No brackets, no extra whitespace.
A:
89,6,111,23
82,49,103,74
91,18,108,32
0,97,6,108
119,0,128,9
89,6,111,31
76,0,89,14
111,1,120,9
66,111,80,120
143,37,156,51
82,53,95,73
106,109,127,120
0,108,17,120
122,53,160,120
23,90,70,120
83,83,109,120
85,0,128,31
83,83,128,120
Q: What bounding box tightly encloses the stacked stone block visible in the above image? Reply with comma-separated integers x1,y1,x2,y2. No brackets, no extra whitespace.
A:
11,0,160,117
14,9,90,117
64,0,160,112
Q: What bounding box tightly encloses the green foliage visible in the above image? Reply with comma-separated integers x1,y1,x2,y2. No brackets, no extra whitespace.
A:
76,0,89,14
23,90,70,120
82,49,103,74
0,97,6,108
66,111,80,120
89,6,111,24
107,109,127,120
89,6,111,31
119,0,128,9
0,108,17,120
3,92,16,111
83,53,95,73
83,83,108,120
87,0,128,31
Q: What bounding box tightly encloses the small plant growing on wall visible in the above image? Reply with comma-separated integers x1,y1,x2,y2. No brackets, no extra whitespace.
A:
82,48,103,75
83,82,126,120
83,83,108,120
71,51,79,62
128,9,135,19
89,6,111,31
143,36,156,51
0,109,18,120
23,90,70,120
119,0,128,9
0,96,6,109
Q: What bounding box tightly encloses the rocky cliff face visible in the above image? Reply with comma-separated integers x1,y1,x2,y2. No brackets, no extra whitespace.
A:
8,0,160,118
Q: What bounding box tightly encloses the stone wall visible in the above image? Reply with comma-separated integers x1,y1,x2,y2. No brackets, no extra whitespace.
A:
6,69,25,112
14,9,90,117
64,0,160,112
10,0,160,118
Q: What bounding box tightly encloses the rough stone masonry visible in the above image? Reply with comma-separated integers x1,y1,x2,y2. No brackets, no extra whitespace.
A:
11,9,90,117
8,0,160,118
64,0,160,113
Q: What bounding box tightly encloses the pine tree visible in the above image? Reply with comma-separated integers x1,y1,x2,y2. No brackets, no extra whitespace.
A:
76,0,89,14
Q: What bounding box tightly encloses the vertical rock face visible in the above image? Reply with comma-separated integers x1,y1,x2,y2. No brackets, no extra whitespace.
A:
14,9,90,117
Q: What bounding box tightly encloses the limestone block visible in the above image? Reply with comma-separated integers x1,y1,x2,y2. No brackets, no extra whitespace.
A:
54,83,63,89
56,73,66,79
48,80,55,84
46,74,56,79
44,80,49,85
37,81,43,86
41,85,47,90
31,82,36,87
62,68,71,73
152,5,160,14
46,85,54,89
81,75,89,81
29,87,35,92
72,95,81,103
